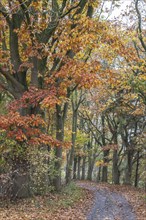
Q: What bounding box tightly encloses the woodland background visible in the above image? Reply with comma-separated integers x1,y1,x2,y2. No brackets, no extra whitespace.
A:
0,0,145,201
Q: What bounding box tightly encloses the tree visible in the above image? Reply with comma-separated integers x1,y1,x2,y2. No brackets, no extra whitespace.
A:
0,0,109,196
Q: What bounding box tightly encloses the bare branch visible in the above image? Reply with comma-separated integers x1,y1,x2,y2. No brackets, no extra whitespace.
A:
0,80,19,98
18,0,31,25
0,67,25,93
60,1,81,18
0,3,11,24
135,0,146,51
60,0,68,14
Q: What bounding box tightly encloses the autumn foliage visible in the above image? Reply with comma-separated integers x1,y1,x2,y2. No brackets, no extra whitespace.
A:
0,0,145,199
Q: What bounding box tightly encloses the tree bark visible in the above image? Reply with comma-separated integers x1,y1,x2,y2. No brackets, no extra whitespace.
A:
87,158,94,181
135,151,140,187
102,150,109,182
10,108,32,198
53,104,63,191
11,156,30,199
66,109,77,183
73,157,77,179
77,156,81,180
101,115,109,182
112,150,120,184
97,167,101,182
124,149,133,185
81,156,86,180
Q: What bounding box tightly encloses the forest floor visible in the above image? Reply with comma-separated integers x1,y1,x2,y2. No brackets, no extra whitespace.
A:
0,181,145,220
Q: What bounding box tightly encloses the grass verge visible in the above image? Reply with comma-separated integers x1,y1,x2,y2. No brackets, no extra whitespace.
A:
47,181,84,210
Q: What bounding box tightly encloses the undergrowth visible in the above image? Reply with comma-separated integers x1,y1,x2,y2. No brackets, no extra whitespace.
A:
47,181,84,210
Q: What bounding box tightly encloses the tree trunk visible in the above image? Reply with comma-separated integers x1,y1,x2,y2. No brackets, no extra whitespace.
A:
77,156,81,180
73,157,77,179
10,108,31,198
65,152,70,183
11,155,30,199
102,166,108,182
135,151,140,187
112,150,120,184
81,156,86,180
53,105,63,191
97,167,101,182
87,159,94,181
101,115,109,183
66,110,77,183
102,150,109,182
124,150,133,185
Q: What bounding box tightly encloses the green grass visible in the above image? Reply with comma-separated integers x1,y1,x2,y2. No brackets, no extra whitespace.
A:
47,182,83,209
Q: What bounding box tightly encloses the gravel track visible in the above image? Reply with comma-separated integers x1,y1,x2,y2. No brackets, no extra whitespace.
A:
77,182,136,220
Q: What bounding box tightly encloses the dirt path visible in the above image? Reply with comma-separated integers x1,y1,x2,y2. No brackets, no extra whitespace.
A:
77,182,136,220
